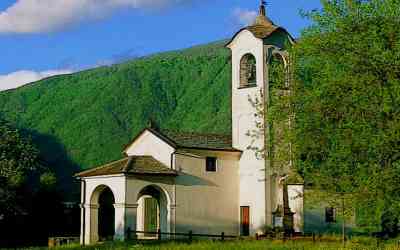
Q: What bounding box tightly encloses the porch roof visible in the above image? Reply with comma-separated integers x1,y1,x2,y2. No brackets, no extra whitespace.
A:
75,156,178,178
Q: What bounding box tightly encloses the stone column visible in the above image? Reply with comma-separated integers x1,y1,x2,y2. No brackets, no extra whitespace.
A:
125,204,139,240
80,204,85,245
169,204,176,239
83,204,99,244
113,203,139,241
113,203,126,241
80,180,86,245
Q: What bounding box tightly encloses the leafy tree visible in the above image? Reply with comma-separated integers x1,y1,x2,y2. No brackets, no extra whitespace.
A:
0,119,40,218
289,0,400,233
247,0,400,236
0,118,64,247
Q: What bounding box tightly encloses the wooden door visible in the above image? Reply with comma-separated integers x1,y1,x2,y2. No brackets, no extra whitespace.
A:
144,198,158,235
240,206,250,236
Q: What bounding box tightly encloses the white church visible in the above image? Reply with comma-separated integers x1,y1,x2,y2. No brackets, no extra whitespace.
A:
76,2,331,245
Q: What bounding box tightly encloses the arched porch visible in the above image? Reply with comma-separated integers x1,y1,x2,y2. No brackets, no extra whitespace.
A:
81,177,176,245
77,155,178,245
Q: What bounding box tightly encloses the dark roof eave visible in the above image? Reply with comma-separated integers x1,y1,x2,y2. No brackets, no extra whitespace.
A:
76,172,179,178
178,146,242,153
225,26,294,48
126,172,179,177
75,173,125,178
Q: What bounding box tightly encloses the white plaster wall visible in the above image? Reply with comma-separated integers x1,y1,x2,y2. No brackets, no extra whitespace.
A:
288,184,304,232
125,130,175,168
174,150,240,236
85,176,126,205
229,30,267,234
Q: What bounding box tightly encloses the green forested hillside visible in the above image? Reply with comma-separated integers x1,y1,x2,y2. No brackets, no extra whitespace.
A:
0,41,232,194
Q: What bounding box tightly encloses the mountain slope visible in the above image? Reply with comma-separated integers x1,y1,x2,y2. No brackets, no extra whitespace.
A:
0,41,232,189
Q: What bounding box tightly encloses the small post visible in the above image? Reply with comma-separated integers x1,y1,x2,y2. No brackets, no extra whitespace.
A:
312,232,315,243
342,195,346,248
221,232,225,241
157,229,161,241
188,230,193,243
126,227,131,241
256,233,259,240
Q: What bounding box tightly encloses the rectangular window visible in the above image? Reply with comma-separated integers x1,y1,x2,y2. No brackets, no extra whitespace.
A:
206,157,217,172
325,207,336,223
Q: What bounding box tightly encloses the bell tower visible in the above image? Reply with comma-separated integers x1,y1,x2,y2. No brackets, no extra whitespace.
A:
226,1,298,235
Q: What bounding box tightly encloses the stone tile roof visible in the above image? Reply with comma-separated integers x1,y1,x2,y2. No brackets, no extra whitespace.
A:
75,156,178,178
162,130,240,152
246,24,279,39
226,12,293,47
227,23,281,47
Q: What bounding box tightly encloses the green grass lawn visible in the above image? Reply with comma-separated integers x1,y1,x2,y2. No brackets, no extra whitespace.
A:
16,238,400,250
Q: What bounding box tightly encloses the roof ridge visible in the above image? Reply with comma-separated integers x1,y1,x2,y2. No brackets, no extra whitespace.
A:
122,156,135,173
162,129,232,137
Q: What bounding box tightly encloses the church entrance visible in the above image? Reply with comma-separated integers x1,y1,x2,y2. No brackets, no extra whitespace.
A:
143,197,159,236
98,187,115,241
136,185,169,239
240,206,250,236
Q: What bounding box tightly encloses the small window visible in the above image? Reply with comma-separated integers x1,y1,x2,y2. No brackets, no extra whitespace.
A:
206,157,217,172
325,207,336,223
240,53,257,88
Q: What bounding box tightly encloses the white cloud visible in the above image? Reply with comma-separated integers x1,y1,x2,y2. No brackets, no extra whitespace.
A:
0,69,73,91
0,0,192,34
232,8,257,26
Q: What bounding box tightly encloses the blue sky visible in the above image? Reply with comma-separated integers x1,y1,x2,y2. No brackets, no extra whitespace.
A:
0,0,321,90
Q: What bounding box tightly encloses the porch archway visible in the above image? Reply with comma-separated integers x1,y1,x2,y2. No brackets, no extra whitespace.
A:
90,185,116,242
135,185,171,238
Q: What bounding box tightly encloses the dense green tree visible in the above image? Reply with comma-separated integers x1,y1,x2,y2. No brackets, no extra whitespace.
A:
0,118,64,247
0,119,41,217
290,0,400,232
248,0,400,235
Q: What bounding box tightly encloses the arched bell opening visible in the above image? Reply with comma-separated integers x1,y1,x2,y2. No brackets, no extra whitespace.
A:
240,53,257,88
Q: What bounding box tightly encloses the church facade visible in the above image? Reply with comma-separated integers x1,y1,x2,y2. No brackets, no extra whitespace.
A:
76,3,329,245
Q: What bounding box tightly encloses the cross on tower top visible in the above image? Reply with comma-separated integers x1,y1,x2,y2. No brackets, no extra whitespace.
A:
259,0,267,16
254,0,273,26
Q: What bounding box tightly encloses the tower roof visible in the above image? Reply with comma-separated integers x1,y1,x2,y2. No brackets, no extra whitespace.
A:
226,1,294,47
